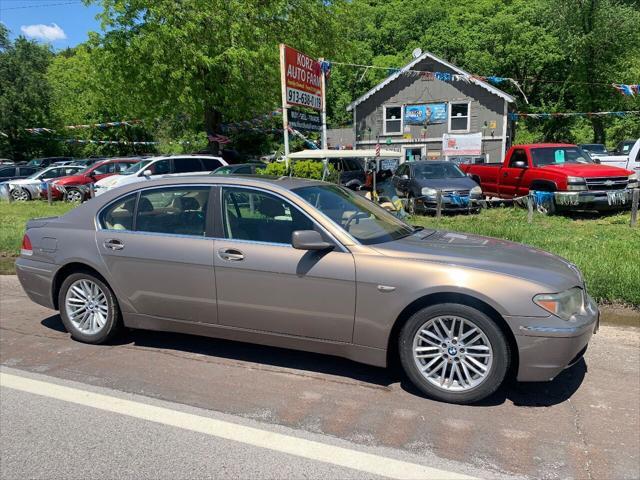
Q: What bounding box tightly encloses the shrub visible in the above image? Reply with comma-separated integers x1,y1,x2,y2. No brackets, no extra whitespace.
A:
260,159,339,183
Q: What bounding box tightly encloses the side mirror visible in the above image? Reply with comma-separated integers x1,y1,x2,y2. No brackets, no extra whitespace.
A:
513,160,527,169
291,230,334,251
142,169,152,178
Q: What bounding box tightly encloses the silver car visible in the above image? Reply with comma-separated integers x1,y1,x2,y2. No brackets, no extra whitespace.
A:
16,176,598,404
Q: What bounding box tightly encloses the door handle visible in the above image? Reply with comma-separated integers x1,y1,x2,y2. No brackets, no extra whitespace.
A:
218,248,244,261
503,172,509,177
104,239,124,251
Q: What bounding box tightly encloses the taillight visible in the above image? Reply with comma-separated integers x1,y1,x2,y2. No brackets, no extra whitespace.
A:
21,234,33,256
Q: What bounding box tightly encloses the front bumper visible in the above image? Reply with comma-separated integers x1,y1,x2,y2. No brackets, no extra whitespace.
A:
554,188,635,210
508,294,599,382
415,195,482,212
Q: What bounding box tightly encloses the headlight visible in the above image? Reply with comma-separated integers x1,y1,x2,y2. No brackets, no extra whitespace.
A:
629,173,638,187
421,187,437,196
470,185,482,196
567,176,587,191
533,287,584,321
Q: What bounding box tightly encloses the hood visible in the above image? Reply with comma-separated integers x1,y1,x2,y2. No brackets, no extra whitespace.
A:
372,230,583,291
413,176,478,191
96,175,124,187
540,163,632,177
53,174,87,185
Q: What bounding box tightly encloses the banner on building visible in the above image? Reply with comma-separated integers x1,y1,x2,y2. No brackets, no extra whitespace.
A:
281,45,323,111
404,103,447,125
442,132,482,156
287,109,321,131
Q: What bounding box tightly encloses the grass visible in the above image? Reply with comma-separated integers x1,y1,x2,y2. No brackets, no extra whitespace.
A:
411,208,640,307
1,201,638,306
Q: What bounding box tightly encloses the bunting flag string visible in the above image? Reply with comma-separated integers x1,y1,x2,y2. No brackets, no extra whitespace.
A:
508,110,640,120
612,84,640,96
26,119,143,135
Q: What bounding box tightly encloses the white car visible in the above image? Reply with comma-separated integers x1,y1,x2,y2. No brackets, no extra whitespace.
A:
597,139,639,171
7,165,84,201
95,155,227,195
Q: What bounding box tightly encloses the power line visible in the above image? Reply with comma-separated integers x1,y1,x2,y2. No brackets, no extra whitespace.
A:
0,1,82,10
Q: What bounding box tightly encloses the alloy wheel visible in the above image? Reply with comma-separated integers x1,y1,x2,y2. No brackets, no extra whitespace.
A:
66,189,83,203
412,315,493,392
11,188,29,201
64,279,109,335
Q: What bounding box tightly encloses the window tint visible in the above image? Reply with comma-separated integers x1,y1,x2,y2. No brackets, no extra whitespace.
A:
222,187,314,244
212,166,233,175
0,167,15,177
450,103,469,131
173,157,203,173
18,167,37,176
509,150,528,167
92,163,112,175
201,158,224,170
147,159,170,175
40,168,60,179
234,165,252,174
100,193,137,231
136,187,210,236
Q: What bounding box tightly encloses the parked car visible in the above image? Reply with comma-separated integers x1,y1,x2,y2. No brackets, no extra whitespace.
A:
94,155,227,195
212,163,266,175
46,158,140,202
26,157,73,169
460,144,638,211
7,165,84,201
0,165,39,182
578,144,608,160
612,139,637,156
596,139,639,171
392,161,482,214
70,157,107,167
16,176,598,404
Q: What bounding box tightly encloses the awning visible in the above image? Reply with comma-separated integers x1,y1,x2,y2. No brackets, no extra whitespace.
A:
287,149,401,159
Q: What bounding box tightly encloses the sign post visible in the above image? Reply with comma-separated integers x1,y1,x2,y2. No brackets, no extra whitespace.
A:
279,44,290,169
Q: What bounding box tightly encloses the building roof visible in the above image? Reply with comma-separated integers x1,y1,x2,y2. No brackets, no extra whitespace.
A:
346,51,515,112
288,149,401,159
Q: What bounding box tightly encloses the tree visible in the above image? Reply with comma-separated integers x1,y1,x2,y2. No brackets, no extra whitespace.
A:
89,0,343,153
0,27,56,161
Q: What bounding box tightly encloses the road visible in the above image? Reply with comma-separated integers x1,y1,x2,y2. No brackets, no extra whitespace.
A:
1,275,639,479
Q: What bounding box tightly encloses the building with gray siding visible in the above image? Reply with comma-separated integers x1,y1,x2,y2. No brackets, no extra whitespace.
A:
347,51,515,163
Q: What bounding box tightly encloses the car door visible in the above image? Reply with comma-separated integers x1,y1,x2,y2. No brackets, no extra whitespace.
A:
393,164,410,196
96,185,217,324
499,149,528,197
213,185,356,342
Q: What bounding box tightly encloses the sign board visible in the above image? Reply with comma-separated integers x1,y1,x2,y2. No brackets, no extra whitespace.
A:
404,103,448,125
282,45,322,111
288,109,321,131
442,132,482,156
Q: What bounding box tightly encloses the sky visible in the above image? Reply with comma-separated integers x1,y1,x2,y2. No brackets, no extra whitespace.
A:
0,0,102,49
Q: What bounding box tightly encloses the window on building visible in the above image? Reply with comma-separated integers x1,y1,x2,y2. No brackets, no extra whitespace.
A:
449,103,470,132
383,106,403,135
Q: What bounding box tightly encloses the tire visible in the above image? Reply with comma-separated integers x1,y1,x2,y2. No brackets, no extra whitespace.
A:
65,188,83,203
58,272,122,344
398,303,510,404
11,188,30,201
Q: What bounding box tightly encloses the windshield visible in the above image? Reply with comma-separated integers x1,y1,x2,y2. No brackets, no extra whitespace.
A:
581,144,606,154
530,147,594,166
212,166,233,175
413,163,465,179
293,184,415,245
122,159,151,175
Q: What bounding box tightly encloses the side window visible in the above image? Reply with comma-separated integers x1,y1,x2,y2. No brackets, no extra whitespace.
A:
173,157,204,173
92,164,111,175
222,187,314,244
509,150,528,168
136,187,209,236
100,193,137,231
0,167,14,178
40,168,60,179
147,159,170,175
116,162,131,172
19,167,37,176
201,158,223,170
235,165,252,174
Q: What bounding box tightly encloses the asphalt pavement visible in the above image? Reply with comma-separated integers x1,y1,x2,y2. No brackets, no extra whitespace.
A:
1,275,639,479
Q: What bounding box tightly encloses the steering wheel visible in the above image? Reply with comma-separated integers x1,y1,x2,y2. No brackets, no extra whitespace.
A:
343,211,370,230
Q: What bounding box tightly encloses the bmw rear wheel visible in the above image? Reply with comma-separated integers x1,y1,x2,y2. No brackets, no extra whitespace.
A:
399,303,509,404
11,188,30,201
59,272,122,344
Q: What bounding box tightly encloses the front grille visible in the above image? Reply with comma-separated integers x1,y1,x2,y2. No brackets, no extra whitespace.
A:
442,189,470,196
585,176,628,191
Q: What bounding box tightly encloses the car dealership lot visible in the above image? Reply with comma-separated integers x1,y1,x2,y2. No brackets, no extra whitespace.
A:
1,275,638,480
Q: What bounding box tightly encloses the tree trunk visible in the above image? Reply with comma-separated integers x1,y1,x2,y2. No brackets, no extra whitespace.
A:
204,107,222,155
591,115,605,144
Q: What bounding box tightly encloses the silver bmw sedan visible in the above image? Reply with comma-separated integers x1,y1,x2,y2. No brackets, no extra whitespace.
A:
15,175,598,404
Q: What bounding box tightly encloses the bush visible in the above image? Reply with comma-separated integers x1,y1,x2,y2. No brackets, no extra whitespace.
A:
260,160,339,183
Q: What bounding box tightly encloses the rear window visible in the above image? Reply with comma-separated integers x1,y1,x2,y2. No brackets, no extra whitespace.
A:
201,158,224,170
173,157,204,173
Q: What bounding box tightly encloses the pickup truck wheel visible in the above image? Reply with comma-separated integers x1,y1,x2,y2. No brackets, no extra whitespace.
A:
399,303,510,404
59,272,123,344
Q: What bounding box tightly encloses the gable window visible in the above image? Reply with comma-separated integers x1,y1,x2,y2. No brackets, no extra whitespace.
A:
449,102,470,132
383,105,403,135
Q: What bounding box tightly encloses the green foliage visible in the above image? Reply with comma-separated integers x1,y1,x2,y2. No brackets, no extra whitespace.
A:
0,33,56,161
260,160,338,182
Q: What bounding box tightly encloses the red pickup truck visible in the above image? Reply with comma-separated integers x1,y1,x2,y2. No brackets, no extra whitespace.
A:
460,144,638,210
